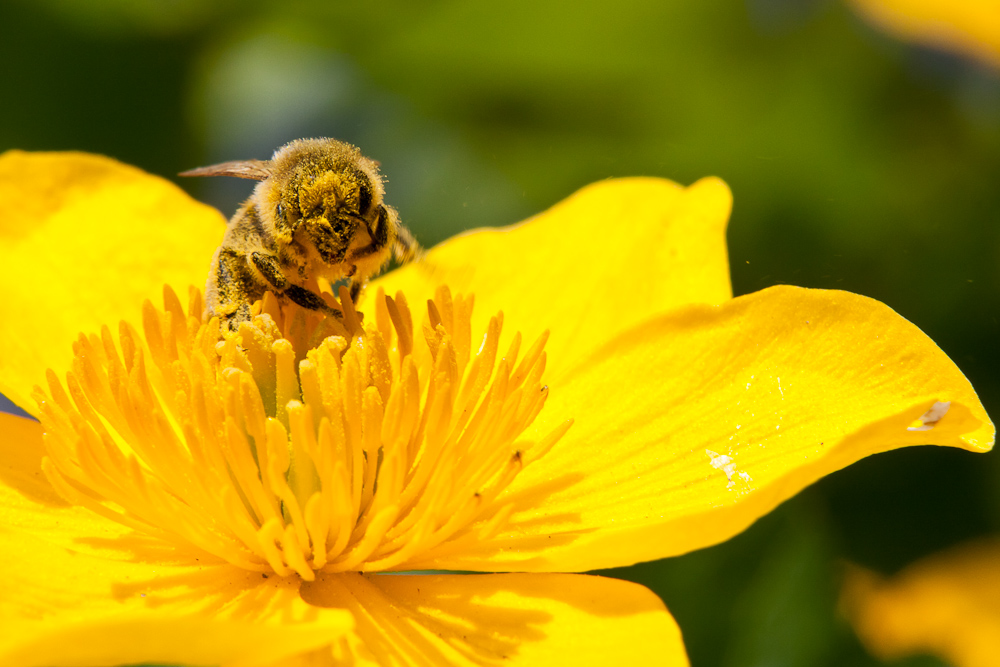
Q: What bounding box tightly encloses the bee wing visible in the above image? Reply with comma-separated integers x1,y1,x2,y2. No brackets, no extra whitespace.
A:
179,159,272,181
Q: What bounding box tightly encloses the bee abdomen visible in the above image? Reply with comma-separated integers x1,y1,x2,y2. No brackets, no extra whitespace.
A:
231,202,275,248
208,247,267,319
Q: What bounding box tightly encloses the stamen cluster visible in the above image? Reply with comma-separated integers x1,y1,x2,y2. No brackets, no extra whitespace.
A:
35,285,569,578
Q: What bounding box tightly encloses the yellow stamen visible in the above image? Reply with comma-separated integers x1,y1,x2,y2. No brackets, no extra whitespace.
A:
33,284,571,577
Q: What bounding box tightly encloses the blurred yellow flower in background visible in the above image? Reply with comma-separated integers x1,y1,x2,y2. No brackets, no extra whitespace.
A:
0,150,993,666
842,538,1000,667
849,0,1000,68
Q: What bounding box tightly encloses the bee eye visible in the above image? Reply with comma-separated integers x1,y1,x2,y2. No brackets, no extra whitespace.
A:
357,177,373,214
276,203,284,220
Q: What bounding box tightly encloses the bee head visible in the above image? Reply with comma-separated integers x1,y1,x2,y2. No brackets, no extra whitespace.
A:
287,167,380,265
192,138,384,264
295,170,374,219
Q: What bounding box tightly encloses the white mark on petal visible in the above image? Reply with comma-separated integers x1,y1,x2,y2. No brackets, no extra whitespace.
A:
777,376,783,397
907,401,951,432
706,449,748,489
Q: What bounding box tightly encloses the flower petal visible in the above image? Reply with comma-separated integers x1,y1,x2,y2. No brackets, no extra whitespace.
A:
300,572,688,666
849,0,1000,69
1,414,684,666
0,411,129,553
841,540,1000,667
0,413,61,507
0,413,353,667
0,151,226,414
413,285,994,572
372,176,732,378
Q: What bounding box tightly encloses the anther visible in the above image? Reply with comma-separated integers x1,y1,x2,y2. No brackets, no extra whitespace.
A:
36,285,570,578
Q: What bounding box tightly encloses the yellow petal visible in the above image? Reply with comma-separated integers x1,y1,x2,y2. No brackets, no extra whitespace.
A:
1,412,684,666
300,572,688,666
0,412,353,667
842,540,1000,667
0,413,122,553
0,151,226,414
372,176,732,379
412,285,994,572
849,0,1000,69
0,413,61,507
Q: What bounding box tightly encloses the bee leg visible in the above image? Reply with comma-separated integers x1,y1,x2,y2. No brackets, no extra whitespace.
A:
252,251,342,319
347,205,391,261
251,251,290,291
343,279,369,322
349,280,363,303
284,284,343,318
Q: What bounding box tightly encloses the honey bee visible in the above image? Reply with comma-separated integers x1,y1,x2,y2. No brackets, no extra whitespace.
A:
181,138,419,326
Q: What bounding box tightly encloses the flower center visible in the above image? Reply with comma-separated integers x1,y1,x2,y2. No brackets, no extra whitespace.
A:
35,285,570,579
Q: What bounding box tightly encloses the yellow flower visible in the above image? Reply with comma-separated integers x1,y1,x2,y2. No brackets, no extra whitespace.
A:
841,538,1000,667
0,149,994,667
849,0,1000,69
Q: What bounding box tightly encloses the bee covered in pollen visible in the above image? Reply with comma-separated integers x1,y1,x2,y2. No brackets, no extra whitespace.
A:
181,138,419,326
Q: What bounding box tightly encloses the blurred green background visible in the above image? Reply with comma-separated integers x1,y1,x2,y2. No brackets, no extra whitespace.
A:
2,0,998,665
